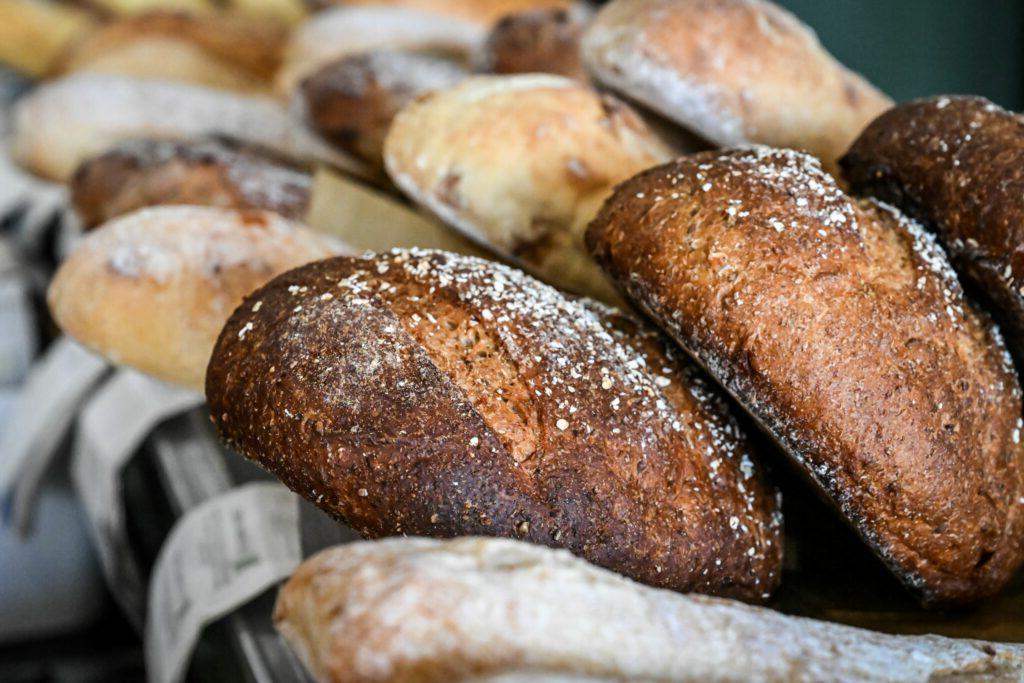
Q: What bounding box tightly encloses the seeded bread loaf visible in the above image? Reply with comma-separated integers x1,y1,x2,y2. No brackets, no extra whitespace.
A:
477,8,587,81
207,249,783,601
842,96,1024,370
580,0,892,171
587,147,1024,605
71,137,312,230
49,206,343,391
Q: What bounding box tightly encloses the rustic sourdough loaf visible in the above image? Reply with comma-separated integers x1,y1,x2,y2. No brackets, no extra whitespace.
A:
207,249,783,601
587,147,1024,605
476,7,588,81
842,96,1024,370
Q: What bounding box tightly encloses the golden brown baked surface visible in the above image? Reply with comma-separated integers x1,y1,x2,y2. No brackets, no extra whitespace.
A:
49,206,341,390
580,0,892,171
300,50,467,169
842,96,1024,369
478,7,586,80
587,147,1024,605
207,249,783,601
71,137,313,230
328,0,576,27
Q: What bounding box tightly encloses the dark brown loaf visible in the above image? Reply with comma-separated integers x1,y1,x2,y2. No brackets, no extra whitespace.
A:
478,8,587,81
841,96,1024,370
586,147,1024,605
70,137,312,230
207,249,783,601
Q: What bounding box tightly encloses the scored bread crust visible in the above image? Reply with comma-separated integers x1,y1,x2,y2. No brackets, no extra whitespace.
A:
586,147,1024,605
71,137,313,230
580,0,892,171
841,96,1024,370
275,537,1024,683
383,74,672,303
477,8,587,81
48,206,342,391
206,249,782,601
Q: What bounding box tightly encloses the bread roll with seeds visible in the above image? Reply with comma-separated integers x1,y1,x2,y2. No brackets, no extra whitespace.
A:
587,147,1024,605
383,74,673,303
49,206,343,391
207,249,782,601
477,7,587,81
299,50,467,170
842,96,1024,370
11,74,368,182
581,0,892,171
277,537,1024,683
325,0,577,27
71,137,312,230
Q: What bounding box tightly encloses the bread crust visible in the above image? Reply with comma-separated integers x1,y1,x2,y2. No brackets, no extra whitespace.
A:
842,96,1024,371
207,249,782,601
48,206,341,390
383,74,672,303
330,0,576,27
580,0,892,171
71,137,312,230
477,8,587,81
586,147,1024,605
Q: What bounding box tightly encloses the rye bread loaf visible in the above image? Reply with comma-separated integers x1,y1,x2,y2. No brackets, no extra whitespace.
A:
207,249,783,601
71,137,312,230
49,206,343,391
586,147,1024,605
580,0,892,171
841,96,1024,370
477,7,587,81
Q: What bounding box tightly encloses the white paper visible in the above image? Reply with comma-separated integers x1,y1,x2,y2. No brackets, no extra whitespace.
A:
0,338,110,529
70,369,203,621
0,256,37,385
145,482,301,683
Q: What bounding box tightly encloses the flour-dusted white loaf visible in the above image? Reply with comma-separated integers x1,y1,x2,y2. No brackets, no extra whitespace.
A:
11,74,368,182
581,0,892,170
48,206,344,391
276,537,1024,683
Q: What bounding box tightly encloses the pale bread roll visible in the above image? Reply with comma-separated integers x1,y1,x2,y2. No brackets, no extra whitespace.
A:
48,206,343,391
581,0,892,170
276,537,1024,683
11,74,368,182
383,74,673,303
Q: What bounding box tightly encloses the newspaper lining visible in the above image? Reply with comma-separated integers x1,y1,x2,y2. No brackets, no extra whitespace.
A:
145,482,301,683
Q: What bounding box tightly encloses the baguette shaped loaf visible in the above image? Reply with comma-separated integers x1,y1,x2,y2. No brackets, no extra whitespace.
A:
476,8,588,81
587,147,1024,605
276,536,1024,683
71,137,312,230
49,206,342,391
580,0,891,170
207,249,782,600
842,96,1024,370
383,74,672,303
11,74,367,182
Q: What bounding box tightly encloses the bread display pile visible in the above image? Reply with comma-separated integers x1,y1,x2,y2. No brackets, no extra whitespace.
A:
5,0,1024,680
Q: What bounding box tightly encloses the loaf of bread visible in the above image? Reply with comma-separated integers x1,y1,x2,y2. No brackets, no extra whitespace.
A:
49,206,343,391
277,6,481,95
71,137,313,230
276,537,1024,683
476,7,587,81
587,147,1024,605
11,74,368,182
383,74,673,303
53,10,287,93
0,0,96,78
326,0,577,27
580,0,892,171
842,96,1024,369
299,50,467,170
207,249,783,600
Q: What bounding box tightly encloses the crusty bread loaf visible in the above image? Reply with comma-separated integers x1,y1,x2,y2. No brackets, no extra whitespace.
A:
277,6,482,96
207,249,783,600
11,74,368,182
587,147,1024,605
276,537,1024,683
580,0,892,171
0,0,96,78
49,206,343,391
477,8,587,81
383,74,672,303
841,96,1024,370
326,0,576,27
299,50,467,170
71,137,312,230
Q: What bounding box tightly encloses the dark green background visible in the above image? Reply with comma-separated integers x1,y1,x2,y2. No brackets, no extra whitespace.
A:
777,1,1024,109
